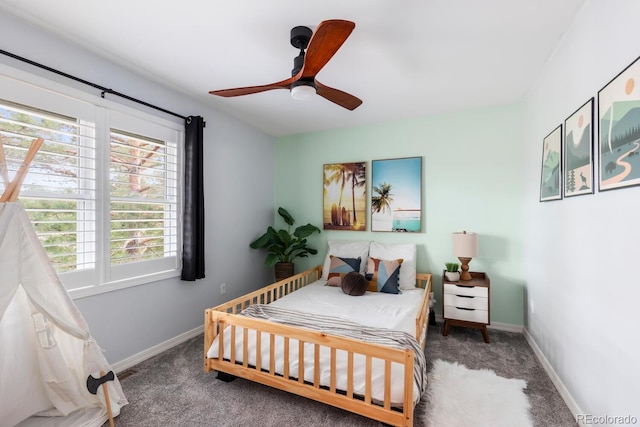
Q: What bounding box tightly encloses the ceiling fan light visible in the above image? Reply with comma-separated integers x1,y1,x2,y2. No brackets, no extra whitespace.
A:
290,84,316,101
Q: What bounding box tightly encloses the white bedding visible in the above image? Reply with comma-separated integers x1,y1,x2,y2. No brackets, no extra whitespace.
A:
270,279,424,336
207,279,426,406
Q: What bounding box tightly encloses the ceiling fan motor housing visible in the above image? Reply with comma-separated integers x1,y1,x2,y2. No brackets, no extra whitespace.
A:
291,54,315,86
290,26,312,50
290,25,315,89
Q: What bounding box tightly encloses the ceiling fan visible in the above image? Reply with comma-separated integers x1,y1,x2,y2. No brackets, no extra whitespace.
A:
209,19,362,111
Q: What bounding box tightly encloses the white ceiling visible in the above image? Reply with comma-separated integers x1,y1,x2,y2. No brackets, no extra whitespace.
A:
0,0,585,137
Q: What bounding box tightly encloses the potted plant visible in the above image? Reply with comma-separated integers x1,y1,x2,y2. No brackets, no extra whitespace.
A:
444,262,460,281
249,207,321,282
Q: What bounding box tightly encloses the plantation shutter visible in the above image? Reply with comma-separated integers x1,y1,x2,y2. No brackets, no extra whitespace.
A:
0,99,97,285
108,127,178,280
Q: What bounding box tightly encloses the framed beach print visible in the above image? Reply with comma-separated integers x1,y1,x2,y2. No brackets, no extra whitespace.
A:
323,162,366,231
371,157,422,232
598,55,640,191
540,125,562,202
564,98,594,197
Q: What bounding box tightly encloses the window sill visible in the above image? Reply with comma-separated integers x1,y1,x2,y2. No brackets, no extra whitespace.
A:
68,269,181,300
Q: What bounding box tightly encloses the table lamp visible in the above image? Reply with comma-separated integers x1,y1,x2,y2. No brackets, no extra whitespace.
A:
452,231,478,281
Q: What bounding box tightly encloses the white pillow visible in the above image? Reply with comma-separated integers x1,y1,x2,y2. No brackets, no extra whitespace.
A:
368,242,416,290
321,240,371,279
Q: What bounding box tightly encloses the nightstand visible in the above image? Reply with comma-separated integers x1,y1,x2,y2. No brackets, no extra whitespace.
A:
442,271,490,343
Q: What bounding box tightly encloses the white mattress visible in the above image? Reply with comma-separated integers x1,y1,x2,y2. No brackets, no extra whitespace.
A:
207,279,426,406
270,279,424,336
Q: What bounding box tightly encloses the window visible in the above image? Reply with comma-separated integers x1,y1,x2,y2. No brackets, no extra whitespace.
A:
109,129,177,266
107,112,180,284
0,74,182,296
0,99,96,275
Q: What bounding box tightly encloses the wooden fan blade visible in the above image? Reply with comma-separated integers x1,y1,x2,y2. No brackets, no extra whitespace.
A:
209,76,296,97
300,20,355,79
316,81,362,110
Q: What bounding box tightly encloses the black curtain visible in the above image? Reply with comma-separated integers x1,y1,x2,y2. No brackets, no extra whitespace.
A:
181,115,205,280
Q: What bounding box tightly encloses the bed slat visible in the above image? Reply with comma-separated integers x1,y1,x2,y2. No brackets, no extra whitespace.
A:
256,331,262,371
298,340,304,384
313,344,320,388
365,356,372,404
217,320,225,360
243,328,249,368
230,325,236,364
384,360,392,410
269,334,276,374
284,337,290,379
347,352,354,398
330,347,337,393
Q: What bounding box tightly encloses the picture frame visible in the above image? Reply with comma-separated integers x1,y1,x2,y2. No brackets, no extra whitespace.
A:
540,125,563,202
371,157,422,232
564,98,594,197
322,162,367,231
597,55,640,191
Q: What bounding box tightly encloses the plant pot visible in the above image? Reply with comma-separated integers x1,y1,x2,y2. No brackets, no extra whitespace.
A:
274,262,295,282
444,271,460,281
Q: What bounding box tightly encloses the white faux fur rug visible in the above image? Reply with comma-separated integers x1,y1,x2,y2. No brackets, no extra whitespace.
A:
423,359,533,427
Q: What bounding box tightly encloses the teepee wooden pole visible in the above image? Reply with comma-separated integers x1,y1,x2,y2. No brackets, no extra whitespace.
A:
0,137,44,202
0,139,10,187
100,370,115,427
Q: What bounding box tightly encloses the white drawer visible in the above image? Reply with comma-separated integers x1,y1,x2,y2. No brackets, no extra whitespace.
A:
444,293,488,310
444,305,488,324
444,283,488,298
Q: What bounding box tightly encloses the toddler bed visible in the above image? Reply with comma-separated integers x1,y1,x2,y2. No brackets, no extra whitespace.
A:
204,252,432,427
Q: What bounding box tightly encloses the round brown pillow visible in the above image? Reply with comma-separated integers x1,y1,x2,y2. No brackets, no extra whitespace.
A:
341,271,367,296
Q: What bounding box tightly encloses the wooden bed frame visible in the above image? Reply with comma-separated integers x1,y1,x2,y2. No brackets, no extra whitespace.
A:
204,265,432,427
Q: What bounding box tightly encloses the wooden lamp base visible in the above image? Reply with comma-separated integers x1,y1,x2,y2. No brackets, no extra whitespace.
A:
458,257,473,281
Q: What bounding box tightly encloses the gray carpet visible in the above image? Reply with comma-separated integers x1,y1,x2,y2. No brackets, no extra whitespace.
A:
105,323,577,426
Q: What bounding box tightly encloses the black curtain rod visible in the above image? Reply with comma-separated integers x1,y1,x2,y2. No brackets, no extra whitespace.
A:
1,48,187,121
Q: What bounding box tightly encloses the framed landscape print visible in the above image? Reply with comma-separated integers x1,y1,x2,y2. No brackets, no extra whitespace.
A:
371,157,422,232
564,98,594,197
322,162,366,231
540,125,562,202
598,55,640,191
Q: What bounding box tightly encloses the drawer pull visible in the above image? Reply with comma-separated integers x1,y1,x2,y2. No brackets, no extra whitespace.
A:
455,307,475,311
456,294,473,298
455,284,474,289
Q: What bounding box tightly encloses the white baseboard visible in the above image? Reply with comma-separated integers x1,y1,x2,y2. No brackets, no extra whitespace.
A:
111,325,204,373
432,316,582,424
487,322,523,333
523,328,586,426
434,314,523,333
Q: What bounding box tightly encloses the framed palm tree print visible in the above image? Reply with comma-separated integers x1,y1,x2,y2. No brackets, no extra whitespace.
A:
323,162,366,231
371,157,422,232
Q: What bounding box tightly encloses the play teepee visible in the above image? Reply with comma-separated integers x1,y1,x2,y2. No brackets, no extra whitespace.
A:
0,138,127,426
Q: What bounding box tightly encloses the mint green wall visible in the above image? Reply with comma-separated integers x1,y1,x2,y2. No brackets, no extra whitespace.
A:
275,104,524,325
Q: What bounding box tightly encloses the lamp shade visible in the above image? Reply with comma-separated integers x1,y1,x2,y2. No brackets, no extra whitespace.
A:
452,231,478,258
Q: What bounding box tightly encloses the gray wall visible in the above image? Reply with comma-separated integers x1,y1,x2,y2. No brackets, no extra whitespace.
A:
0,11,276,364
523,0,640,418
